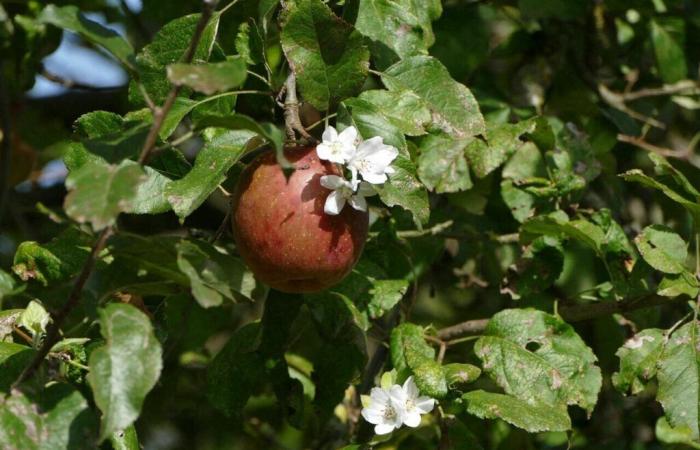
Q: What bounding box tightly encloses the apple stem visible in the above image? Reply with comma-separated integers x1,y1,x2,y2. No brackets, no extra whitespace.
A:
282,72,315,144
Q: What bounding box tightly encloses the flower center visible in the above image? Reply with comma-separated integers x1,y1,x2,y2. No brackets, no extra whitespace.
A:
406,399,415,411
383,405,397,421
329,142,343,156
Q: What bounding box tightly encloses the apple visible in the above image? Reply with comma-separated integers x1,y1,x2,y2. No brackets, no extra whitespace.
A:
231,146,369,293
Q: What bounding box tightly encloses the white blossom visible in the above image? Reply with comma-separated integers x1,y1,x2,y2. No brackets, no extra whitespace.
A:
320,175,376,215
394,376,435,428
360,386,405,435
347,136,398,185
360,376,436,435
316,125,358,164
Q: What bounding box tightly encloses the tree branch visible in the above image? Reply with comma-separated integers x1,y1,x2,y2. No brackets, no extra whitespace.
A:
13,0,221,388
137,0,219,164
436,294,686,341
618,133,695,161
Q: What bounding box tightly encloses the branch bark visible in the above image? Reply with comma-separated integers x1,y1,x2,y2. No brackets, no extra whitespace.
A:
13,0,221,388
436,294,685,341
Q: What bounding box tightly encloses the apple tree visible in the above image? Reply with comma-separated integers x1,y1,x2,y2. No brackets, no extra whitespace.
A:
1,0,700,448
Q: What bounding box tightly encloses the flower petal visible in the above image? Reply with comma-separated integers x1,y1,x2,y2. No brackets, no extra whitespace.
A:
403,411,422,428
338,126,358,146
361,407,383,424
415,397,435,414
324,190,346,215
320,175,344,190
354,136,384,158
374,422,395,435
349,194,367,212
403,376,419,399
360,171,388,185
322,126,338,143
366,145,399,167
370,387,389,403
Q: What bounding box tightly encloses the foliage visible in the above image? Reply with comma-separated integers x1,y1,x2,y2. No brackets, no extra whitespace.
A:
1,0,700,449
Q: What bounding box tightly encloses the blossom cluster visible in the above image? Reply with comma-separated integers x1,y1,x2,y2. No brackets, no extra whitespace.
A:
316,125,398,215
360,376,435,435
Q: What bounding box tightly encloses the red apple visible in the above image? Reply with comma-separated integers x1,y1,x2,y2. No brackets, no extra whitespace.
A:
231,146,369,293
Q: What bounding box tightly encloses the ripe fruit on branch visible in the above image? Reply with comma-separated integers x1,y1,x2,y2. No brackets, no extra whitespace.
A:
231,146,369,293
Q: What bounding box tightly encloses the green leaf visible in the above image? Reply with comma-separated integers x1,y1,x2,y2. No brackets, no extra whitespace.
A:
612,328,665,395
357,90,431,136
504,236,564,300
87,304,163,442
207,322,265,416
38,5,135,72
166,129,256,220
18,300,50,338
110,425,139,450
132,12,221,104
367,279,409,318
522,213,606,257
176,240,256,307
280,0,369,111
381,56,485,139
167,57,247,95
658,271,700,298
12,229,91,286
443,363,481,387
417,132,472,193
355,0,442,68
0,384,98,449
313,339,366,418
634,225,688,274
466,118,539,179
657,321,700,439
413,360,448,398
391,323,435,374
462,390,571,433
0,269,15,302
656,417,700,447
474,308,602,414
375,155,430,226
650,18,688,84
64,160,146,231
0,342,34,391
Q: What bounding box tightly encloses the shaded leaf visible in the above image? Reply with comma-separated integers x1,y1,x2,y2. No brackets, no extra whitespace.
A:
417,132,472,193
280,0,369,111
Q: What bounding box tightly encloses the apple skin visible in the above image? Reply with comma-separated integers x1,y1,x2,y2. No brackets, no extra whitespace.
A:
231,146,369,293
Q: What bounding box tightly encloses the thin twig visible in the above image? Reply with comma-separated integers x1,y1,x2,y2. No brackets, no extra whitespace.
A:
210,208,232,243
598,84,666,129
619,80,699,101
618,134,693,161
0,61,11,223
436,294,686,341
137,0,220,165
41,67,121,91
